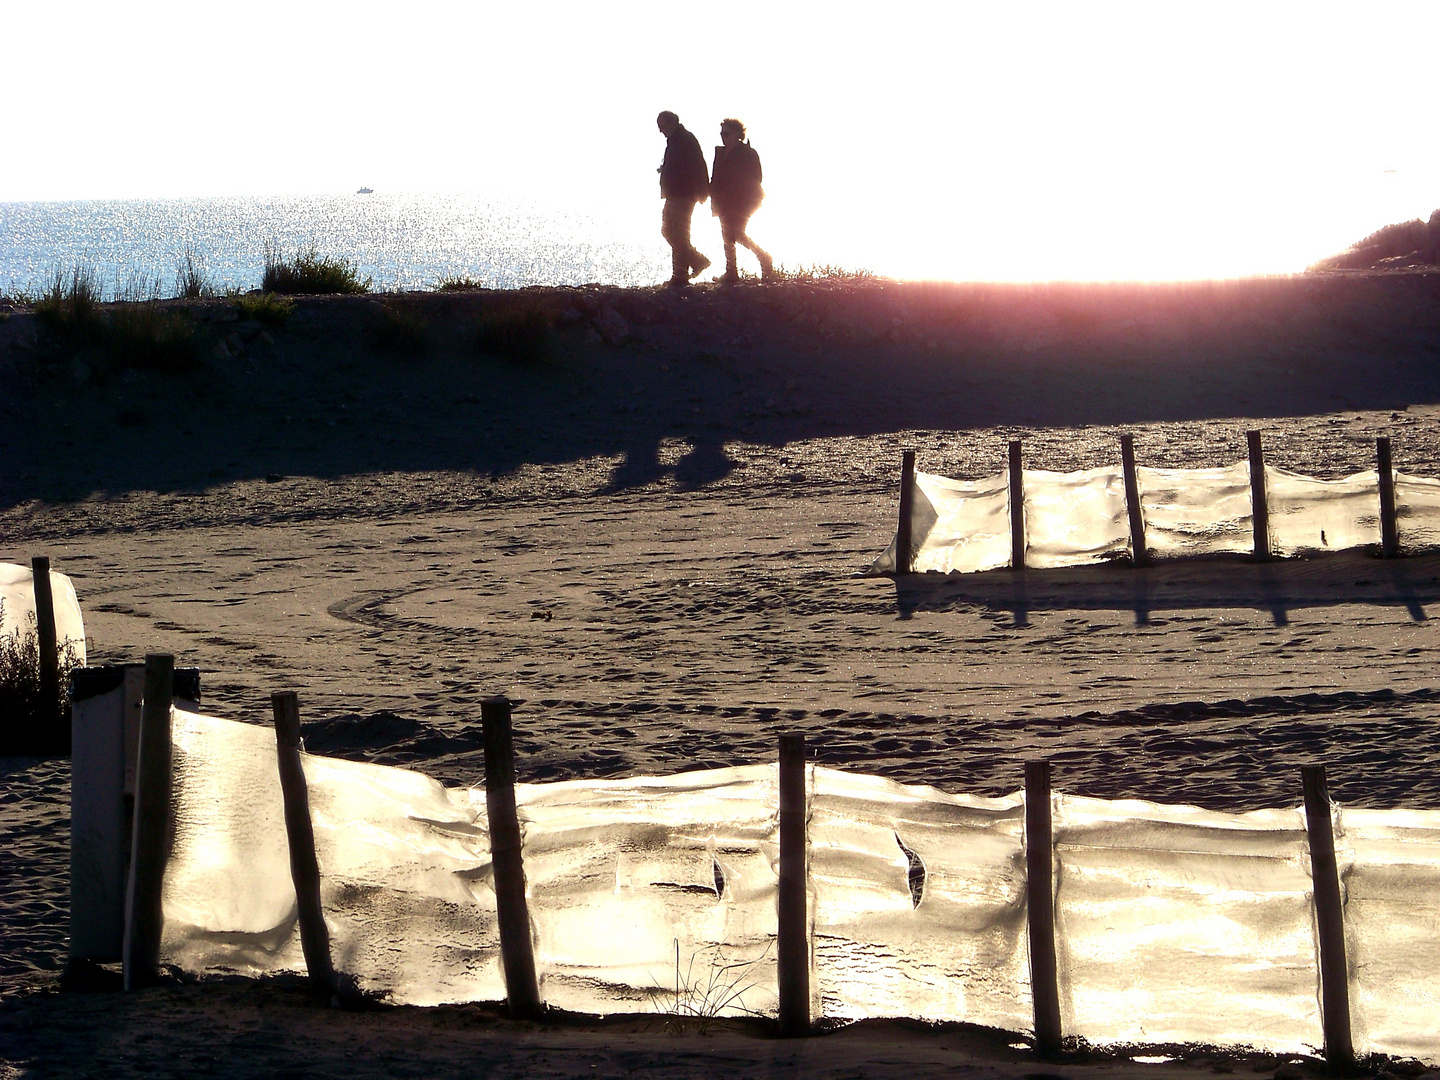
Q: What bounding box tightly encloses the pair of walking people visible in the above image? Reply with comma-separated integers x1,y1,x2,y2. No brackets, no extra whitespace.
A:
657,111,774,289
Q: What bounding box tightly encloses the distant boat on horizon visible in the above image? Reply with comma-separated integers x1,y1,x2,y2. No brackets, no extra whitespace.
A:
357,186,374,194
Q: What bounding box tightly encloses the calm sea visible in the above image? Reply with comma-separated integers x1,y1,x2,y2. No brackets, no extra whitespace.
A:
0,192,669,298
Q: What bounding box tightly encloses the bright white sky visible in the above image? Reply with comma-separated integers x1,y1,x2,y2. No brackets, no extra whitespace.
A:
5,1,1439,280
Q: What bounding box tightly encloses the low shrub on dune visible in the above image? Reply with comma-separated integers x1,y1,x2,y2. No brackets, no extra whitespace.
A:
33,266,105,341
369,301,429,356
32,266,202,373
175,245,214,299
106,303,203,373
475,304,554,364
0,609,79,756
230,290,295,325
435,275,485,292
263,243,371,295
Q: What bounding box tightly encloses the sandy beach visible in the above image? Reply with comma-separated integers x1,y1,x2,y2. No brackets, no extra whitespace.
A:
4,273,1440,1077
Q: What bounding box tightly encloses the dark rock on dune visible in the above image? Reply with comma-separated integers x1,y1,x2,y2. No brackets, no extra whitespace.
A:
1311,209,1440,271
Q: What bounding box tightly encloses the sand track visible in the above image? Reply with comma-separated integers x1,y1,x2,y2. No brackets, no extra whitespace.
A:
5,279,1440,1072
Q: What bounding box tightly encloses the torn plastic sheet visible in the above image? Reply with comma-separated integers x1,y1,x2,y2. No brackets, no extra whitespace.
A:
158,712,1440,1060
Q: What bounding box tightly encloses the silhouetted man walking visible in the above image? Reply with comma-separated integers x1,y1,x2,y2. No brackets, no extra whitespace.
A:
656,111,711,289
710,117,773,284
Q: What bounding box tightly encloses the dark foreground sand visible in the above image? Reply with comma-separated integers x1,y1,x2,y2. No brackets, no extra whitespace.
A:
3,274,1440,1077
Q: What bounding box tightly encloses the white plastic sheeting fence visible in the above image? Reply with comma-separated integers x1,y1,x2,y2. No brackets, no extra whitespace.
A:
0,562,86,662
161,710,1440,1060
870,463,1440,574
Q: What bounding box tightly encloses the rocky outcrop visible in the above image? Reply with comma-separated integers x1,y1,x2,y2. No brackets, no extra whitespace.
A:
1310,209,1440,271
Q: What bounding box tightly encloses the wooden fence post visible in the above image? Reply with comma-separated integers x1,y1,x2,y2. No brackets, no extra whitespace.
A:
777,732,811,1034
1009,440,1026,571
482,696,542,1020
1024,760,1062,1057
30,556,61,738
272,691,335,996
895,450,916,575
1377,437,1399,559
1119,435,1147,567
123,653,173,990
1302,765,1355,1073
1247,430,1271,562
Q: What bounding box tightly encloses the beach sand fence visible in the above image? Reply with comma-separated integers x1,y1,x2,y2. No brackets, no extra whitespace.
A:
81,668,1440,1066
872,434,1439,575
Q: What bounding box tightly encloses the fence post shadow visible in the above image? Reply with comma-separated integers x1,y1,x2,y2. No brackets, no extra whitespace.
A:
1380,556,1429,621
1007,572,1030,629
1128,566,1151,625
1253,564,1290,627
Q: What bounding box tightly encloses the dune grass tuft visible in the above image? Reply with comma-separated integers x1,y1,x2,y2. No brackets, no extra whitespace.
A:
779,263,878,284
264,243,371,295
106,303,203,373
231,290,295,326
32,265,202,372
369,302,429,356
175,245,214,299
0,607,80,756
475,305,554,365
649,941,769,1035
33,266,105,340
435,275,486,292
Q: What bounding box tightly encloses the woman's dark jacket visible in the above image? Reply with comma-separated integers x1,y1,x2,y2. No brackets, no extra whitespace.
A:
710,142,764,220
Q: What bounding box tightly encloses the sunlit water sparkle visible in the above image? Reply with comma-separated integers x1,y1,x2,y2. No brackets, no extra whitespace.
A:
0,193,669,298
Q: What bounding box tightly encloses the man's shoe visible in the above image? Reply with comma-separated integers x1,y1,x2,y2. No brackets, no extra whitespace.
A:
667,276,688,291
758,253,776,281
689,254,712,279
720,269,740,286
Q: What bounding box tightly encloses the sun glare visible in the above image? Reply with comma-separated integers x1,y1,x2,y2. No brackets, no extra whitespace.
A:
3,2,1440,282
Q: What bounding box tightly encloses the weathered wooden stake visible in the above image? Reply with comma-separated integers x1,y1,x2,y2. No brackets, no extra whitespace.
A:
1377,437,1400,559
1009,440,1026,571
482,696,542,1020
1247,430,1271,562
1119,435,1148,567
123,653,173,990
1302,765,1355,1073
1024,760,1062,1057
272,691,335,996
895,449,916,575
777,732,811,1034
30,556,61,734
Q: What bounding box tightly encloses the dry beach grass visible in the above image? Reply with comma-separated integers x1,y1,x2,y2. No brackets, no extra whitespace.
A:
3,272,1440,1077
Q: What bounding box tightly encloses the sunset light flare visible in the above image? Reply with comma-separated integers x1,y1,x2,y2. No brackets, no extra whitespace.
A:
5,1,1439,281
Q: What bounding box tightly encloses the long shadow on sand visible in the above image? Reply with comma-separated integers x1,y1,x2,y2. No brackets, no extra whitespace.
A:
891,549,1440,626
6,278,1440,511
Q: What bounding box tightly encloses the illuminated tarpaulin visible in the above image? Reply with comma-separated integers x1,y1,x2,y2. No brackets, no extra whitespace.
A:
158,710,1440,1059
0,562,86,663
869,462,1437,574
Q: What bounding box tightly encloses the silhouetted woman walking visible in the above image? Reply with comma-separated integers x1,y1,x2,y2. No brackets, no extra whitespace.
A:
710,118,774,284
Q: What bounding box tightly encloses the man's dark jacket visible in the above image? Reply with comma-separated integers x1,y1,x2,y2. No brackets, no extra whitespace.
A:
660,125,710,203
